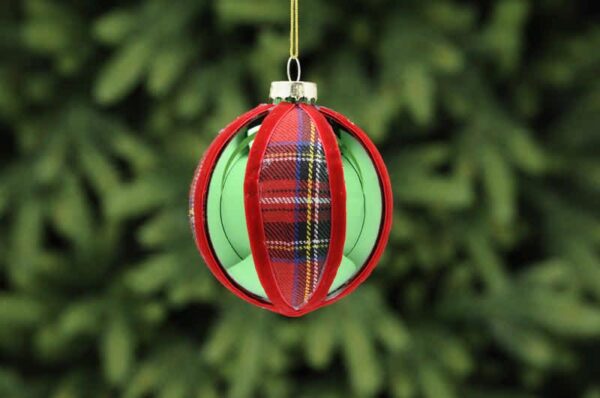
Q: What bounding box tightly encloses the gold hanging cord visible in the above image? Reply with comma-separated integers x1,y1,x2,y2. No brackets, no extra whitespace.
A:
287,0,301,81
290,0,299,58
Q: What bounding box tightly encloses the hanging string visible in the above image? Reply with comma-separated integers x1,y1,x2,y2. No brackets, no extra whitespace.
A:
290,0,299,58
287,0,301,81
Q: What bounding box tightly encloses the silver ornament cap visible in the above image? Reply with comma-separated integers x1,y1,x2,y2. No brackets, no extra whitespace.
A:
269,81,318,103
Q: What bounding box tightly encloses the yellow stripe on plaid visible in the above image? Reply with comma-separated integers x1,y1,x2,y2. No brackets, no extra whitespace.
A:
303,120,317,301
267,244,330,251
264,153,325,159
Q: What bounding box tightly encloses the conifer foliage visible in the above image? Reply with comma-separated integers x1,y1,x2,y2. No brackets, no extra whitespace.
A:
1,1,599,397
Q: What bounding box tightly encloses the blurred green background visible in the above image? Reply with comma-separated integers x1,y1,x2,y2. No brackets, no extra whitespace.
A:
1,0,599,397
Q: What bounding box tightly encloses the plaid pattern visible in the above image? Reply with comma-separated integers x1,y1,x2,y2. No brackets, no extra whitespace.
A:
189,152,208,242
258,107,331,308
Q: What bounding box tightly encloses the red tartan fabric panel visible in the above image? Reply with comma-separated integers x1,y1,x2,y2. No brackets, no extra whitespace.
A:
258,106,332,309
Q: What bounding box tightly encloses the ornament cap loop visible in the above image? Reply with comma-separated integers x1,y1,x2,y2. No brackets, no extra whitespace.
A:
287,56,301,82
269,81,318,103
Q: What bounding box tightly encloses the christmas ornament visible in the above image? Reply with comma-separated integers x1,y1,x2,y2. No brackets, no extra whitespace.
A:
189,0,392,316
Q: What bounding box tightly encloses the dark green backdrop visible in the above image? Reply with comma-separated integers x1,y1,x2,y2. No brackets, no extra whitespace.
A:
1,1,599,397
